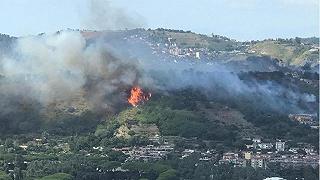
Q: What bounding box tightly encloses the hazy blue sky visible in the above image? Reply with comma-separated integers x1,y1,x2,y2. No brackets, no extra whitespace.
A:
0,0,318,40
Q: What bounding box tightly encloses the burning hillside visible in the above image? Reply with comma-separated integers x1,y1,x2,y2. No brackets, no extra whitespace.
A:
0,30,317,123
128,86,151,107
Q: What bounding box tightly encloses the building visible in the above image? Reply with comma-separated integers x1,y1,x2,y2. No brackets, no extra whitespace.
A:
148,134,160,143
219,153,246,167
19,145,28,150
288,114,316,125
222,152,238,163
275,141,285,152
112,144,174,162
252,138,261,143
288,148,299,154
269,154,319,168
251,156,266,169
244,152,252,160
181,149,195,159
264,177,286,180
258,143,273,150
195,52,200,59
246,144,254,149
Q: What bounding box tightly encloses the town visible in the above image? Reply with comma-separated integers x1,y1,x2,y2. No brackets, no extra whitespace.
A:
1,131,318,177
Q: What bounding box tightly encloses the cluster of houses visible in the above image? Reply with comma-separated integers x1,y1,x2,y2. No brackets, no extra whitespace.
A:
15,138,71,154
244,138,283,151
111,134,319,169
2,133,319,172
219,151,319,169
288,114,318,128
122,33,250,63
112,144,174,162
219,137,319,169
124,34,203,61
180,149,218,162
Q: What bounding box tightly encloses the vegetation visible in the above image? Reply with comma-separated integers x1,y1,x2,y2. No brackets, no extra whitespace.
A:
0,30,318,179
37,173,73,180
0,85,318,179
0,171,11,180
249,40,319,66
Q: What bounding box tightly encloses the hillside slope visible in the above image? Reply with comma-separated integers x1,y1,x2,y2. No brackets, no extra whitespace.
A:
249,40,319,66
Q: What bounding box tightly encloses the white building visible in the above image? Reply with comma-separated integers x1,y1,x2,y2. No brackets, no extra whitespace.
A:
251,156,266,169
264,177,286,180
258,143,273,150
252,138,261,143
195,52,200,59
275,141,285,151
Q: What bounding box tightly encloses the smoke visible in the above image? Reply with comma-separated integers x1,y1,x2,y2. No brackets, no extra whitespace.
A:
0,31,142,113
109,36,317,113
0,31,316,118
139,60,316,113
83,0,145,31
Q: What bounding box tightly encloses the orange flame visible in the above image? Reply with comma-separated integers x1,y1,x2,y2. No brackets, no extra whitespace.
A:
128,86,151,107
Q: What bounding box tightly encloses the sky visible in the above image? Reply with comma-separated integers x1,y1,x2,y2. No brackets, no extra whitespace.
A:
0,0,319,40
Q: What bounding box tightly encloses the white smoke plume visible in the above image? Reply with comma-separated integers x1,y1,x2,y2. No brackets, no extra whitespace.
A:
83,0,145,31
0,31,142,112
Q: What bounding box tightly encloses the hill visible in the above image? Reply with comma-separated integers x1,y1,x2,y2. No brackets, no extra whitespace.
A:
0,29,318,180
81,28,319,70
1,29,318,70
248,39,319,66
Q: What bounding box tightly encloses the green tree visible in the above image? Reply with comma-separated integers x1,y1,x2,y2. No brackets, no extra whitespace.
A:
107,151,128,162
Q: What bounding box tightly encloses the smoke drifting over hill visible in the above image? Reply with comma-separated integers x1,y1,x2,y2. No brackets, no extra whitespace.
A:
141,60,316,113
0,31,316,116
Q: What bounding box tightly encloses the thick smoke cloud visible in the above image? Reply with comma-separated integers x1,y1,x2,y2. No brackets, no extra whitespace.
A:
0,31,316,116
0,31,143,112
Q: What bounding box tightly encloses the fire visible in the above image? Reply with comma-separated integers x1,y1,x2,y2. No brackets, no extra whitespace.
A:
128,86,151,107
